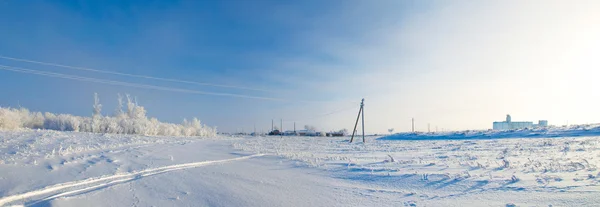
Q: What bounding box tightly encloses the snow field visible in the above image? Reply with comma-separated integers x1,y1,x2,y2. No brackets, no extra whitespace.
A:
2,128,600,206
0,153,263,206
234,135,600,206
0,131,398,207
0,129,192,167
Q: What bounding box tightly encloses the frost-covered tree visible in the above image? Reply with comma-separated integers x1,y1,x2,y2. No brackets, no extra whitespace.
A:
91,93,103,133
93,93,102,117
133,105,146,120
191,118,202,129
114,93,124,117
0,93,218,137
126,94,135,119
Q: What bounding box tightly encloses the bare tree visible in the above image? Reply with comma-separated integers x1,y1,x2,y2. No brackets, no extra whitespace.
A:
304,125,316,131
339,128,348,135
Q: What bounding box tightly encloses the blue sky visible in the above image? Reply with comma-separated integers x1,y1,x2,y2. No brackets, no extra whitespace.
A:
1,1,600,133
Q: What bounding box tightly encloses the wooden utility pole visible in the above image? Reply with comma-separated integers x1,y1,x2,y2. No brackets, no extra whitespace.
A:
280,119,283,137
428,123,430,133
361,99,365,141
271,119,274,132
412,118,415,132
350,99,365,143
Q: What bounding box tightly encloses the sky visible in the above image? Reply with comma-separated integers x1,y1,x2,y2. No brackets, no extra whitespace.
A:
1,0,600,134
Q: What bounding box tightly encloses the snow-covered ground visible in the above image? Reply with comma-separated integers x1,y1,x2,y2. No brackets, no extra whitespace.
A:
2,129,600,206
0,130,401,207
235,134,600,206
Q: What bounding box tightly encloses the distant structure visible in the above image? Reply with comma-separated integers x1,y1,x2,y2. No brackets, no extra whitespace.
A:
268,129,330,137
493,114,548,130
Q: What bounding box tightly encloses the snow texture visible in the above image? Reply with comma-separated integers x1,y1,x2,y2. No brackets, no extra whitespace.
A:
235,133,600,206
1,129,600,206
381,124,600,140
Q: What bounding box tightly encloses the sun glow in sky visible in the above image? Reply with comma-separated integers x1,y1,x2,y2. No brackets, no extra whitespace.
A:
1,0,599,133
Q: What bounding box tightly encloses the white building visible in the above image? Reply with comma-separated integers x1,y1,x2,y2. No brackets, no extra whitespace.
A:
493,114,548,130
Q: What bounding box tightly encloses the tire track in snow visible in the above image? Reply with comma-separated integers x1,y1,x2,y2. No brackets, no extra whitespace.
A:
0,154,265,206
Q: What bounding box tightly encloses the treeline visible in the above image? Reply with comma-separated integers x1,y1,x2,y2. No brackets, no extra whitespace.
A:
0,93,217,137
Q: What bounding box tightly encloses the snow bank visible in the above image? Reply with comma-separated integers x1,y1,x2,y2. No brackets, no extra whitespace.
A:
379,125,600,140
0,94,216,137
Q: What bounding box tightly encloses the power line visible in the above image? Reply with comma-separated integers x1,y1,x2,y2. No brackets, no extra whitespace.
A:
282,104,358,123
0,64,285,101
0,55,272,92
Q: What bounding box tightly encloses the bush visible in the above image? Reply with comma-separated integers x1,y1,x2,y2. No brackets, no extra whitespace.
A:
0,94,217,137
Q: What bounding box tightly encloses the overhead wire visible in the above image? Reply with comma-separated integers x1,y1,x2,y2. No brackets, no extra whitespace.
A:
284,105,358,123
0,64,285,101
0,54,371,134
275,102,359,131
0,63,364,131
0,55,272,92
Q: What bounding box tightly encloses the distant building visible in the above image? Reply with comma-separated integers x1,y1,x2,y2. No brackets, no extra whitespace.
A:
268,130,281,136
284,130,297,136
493,114,548,130
326,131,346,137
297,130,317,136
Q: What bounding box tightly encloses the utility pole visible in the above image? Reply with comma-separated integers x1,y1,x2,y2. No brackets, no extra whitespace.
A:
280,119,283,137
428,123,430,133
361,99,365,142
254,124,256,136
271,119,274,132
412,118,415,132
350,98,365,143
294,122,296,134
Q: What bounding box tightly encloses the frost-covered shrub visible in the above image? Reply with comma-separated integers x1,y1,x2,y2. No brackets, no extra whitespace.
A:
0,108,47,130
0,94,217,137
0,107,22,129
43,113,81,132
